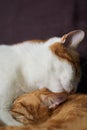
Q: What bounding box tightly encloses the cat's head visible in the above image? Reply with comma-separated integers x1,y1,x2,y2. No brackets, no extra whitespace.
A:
46,30,85,93
11,88,67,125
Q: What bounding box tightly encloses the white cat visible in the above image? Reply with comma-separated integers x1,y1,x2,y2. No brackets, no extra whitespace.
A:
0,30,85,126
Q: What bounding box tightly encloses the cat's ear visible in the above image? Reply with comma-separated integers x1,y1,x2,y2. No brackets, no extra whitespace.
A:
61,30,85,48
40,93,67,109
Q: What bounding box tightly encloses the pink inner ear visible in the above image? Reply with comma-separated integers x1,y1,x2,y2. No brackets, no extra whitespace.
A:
41,93,67,109
49,95,67,109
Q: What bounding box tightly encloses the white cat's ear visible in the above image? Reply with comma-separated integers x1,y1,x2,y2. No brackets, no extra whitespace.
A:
61,30,85,48
40,93,67,109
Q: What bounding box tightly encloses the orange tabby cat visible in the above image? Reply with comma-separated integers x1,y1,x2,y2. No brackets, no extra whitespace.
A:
0,88,87,130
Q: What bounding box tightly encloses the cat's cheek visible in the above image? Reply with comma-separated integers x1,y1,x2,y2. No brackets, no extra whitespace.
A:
45,81,65,93
61,82,73,93
48,87,65,93
62,82,77,93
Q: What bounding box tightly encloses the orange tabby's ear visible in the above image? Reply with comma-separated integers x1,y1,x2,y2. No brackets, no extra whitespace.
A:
40,93,67,109
61,30,85,48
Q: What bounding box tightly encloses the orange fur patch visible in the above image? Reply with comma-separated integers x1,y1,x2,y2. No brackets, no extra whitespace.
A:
28,39,47,43
50,42,80,76
13,39,47,46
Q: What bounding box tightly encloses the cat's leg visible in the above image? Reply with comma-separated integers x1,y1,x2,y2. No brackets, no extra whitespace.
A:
0,88,22,126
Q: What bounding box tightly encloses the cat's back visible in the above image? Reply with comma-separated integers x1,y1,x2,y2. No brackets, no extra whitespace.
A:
0,44,18,58
0,44,20,65
51,94,87,122
0,44,21,81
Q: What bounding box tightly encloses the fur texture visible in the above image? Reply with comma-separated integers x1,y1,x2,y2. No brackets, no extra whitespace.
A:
0,30,85,125
0,88,87,130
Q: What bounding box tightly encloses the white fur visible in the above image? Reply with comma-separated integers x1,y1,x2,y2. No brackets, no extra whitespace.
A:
0,37,78,126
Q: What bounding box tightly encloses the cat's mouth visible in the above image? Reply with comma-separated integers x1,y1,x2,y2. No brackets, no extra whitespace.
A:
64,88,76,95
59,86,76,95
62,83,77,94
69,88,76,94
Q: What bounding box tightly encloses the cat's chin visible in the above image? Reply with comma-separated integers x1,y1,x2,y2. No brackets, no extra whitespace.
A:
45,86,65,93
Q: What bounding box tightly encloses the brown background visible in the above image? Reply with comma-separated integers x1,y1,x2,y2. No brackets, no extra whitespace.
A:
0,0,87,93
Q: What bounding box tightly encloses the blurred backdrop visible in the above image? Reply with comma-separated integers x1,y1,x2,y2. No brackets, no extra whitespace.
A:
0,0,87,93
